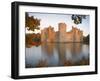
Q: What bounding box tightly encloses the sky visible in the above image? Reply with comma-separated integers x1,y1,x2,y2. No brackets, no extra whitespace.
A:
26,12,90,36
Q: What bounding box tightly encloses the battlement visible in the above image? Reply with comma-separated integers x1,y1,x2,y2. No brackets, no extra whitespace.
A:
41,23,83,42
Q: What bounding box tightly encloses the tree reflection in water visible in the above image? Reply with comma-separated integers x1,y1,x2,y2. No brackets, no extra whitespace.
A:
25,43,89,68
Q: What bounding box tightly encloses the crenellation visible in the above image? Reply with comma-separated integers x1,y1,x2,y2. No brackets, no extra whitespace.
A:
41,22,83,43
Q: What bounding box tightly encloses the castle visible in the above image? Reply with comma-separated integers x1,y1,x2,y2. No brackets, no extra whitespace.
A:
41,23,83,43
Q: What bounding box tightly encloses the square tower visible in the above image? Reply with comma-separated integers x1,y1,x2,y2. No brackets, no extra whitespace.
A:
58,23,67,42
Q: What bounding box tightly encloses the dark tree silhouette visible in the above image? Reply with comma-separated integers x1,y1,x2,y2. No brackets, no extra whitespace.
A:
83,35,89,44
71,15,86,24
25,13,41,31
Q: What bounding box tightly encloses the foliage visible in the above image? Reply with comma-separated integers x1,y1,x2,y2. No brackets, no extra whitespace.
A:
25,13,41,31
26,34,41,45
32,37,41,42
25,34,33,44
71,15,86,24
83,35,89,43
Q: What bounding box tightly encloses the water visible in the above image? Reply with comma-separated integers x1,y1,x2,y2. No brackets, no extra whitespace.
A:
25,43,89,68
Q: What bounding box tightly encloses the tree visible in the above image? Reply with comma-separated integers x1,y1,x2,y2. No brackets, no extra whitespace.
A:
25,13,41,31
71,15,86,25
83,35,89,44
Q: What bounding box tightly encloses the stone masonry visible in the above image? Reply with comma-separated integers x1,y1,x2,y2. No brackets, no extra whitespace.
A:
41,22,83,43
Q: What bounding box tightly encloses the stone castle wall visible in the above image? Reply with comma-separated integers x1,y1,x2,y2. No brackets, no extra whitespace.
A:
41,23,83,43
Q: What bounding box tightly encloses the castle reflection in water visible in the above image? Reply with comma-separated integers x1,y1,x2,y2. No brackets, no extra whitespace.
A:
25,43,89,68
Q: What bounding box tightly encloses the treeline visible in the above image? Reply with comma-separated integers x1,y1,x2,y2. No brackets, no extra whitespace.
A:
26,34,41,45
83,35,89,44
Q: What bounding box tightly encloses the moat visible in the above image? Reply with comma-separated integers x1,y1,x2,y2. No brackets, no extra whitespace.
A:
25,43,89,68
